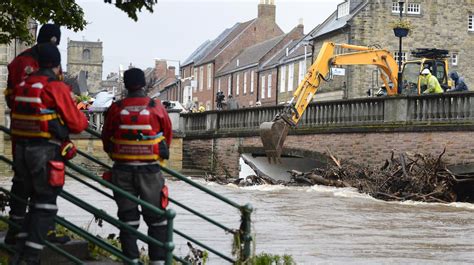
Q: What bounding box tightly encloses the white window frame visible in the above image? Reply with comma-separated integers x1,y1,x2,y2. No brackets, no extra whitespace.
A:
193,68,198,92
218,77,221,92
392,1,405,13
261,75,266,99
207,64,212,90
451,53,458,66
199,66,204,91
280,65,286,93
406,3,421,14
394,51,407,63
250,70,255,93
288,63,294,91
227,76,232,96
267,74,272,98
236,74,240,96
469,14,474,31
243,71,248,94
298,60,305,84
337,0,350,18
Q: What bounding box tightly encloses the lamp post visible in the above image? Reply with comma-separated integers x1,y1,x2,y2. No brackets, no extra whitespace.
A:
397,0,405,94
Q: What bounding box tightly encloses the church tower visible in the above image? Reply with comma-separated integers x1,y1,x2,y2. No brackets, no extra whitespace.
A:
67,39,103,94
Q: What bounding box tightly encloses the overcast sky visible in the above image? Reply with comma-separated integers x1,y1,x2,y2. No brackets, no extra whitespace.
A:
58,0,340,78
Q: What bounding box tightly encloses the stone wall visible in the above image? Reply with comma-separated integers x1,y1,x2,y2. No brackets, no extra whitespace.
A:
311,0,474,98
66,40,103,94
184,130,474,178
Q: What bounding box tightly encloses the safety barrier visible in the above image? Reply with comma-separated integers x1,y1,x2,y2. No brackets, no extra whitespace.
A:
0,125,253,264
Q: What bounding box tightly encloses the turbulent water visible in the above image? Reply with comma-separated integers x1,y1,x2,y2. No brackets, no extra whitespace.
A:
1,175,474,264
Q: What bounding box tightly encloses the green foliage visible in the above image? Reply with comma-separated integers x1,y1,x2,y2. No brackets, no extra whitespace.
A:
75,94,91,103
0,0,158,44
390,19,413,30
252,253,296,265
0,218,7,232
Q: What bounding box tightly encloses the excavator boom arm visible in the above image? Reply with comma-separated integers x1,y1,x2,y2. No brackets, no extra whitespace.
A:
260,42,399,163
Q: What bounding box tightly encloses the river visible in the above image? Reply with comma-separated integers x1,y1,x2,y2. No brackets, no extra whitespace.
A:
1,172,474,264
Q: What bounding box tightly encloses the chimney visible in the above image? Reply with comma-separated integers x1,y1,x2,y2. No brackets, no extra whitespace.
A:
167,66,176,79
296,18,304,35
258,0,275,22
155,59,167,79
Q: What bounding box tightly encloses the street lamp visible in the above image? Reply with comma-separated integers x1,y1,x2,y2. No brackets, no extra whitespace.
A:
397,0,405,94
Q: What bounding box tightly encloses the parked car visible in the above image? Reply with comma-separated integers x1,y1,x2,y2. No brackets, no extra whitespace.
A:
162,100,188,113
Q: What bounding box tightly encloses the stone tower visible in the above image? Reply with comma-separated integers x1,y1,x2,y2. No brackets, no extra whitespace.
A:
67,39,103,94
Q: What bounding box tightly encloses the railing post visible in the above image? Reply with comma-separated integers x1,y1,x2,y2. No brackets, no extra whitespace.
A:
241,203,253,262
384,96,408,123
165,209,176,265
206,113,218,131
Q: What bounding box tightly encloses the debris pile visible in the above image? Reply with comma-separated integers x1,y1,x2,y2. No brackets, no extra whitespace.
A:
205,150,474,203
288,150,470,203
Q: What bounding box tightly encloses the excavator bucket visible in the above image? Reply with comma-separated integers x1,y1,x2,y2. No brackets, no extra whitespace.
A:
259,119,290,163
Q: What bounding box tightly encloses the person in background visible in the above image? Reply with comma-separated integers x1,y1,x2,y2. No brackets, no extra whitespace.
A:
9,43,88,264
4,24,70,248
447,71,468,92
227,94,239,110
101,68,172,264
420,69,443,94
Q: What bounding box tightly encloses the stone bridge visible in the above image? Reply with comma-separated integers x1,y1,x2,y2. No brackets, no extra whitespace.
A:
2,93,474,178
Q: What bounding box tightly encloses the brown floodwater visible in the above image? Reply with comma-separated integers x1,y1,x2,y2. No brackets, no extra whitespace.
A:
1,175,474,264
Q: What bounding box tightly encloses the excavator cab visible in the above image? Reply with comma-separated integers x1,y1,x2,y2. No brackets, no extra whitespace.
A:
400,49,451,94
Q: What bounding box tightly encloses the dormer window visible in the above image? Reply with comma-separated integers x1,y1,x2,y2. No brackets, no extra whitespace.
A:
337,0,350,19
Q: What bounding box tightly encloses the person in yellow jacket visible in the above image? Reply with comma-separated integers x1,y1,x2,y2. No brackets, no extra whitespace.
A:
420,68,443,94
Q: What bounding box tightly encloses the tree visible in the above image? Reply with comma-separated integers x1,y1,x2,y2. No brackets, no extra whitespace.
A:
0,0,158,44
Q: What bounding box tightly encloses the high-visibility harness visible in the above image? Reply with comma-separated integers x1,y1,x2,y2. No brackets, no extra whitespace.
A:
110,98,168,162
11,76,63,139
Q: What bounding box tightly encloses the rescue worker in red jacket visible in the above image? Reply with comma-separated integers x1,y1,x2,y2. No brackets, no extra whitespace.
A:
101,68,172,264
9,43,88,265
4,24,64,246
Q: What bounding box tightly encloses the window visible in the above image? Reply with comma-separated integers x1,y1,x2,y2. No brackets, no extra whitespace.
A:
0,45,7,63
337,1,350,18
218,77,221,92
207,64,212,90
250,71,255,93
451,53,458,66
298,60,306,84
193,68,198,92
406,3,421,14
469,15,473,31
199,66,204,91
243,71,248,94
227,76,232,95
0,65,7,89
394,51,407,63
236,74,240,96
82,49,91,60
392,1,405,13
280,65,286,93
288,63,294,91
261,75,266,99
267,74,272,98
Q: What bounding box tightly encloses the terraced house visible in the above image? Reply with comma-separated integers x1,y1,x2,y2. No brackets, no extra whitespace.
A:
180,0,283,110
306,0,474,99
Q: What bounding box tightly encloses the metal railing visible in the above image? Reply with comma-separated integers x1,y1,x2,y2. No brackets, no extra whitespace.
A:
0,126,254,264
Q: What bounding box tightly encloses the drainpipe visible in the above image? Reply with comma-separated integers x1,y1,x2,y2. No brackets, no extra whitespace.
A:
275,67,279,105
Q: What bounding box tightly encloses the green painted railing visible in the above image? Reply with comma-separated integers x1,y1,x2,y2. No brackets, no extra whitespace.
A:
0,126,253,264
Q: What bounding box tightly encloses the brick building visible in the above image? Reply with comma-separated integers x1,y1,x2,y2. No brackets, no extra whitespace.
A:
181,0,284,110
308,0,474,100
148,59,178,99
216,23,305,108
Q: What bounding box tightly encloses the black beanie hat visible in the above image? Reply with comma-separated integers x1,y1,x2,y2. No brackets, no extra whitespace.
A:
37,43,61,68
37,24,61,45
124,68,146,90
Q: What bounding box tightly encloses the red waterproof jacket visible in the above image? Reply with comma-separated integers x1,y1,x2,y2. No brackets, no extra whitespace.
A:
6,47,40,108
102,91,172,162
11,69,88,139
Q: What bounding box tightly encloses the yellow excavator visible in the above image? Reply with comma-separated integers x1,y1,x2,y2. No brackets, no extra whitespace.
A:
260,42,451,162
